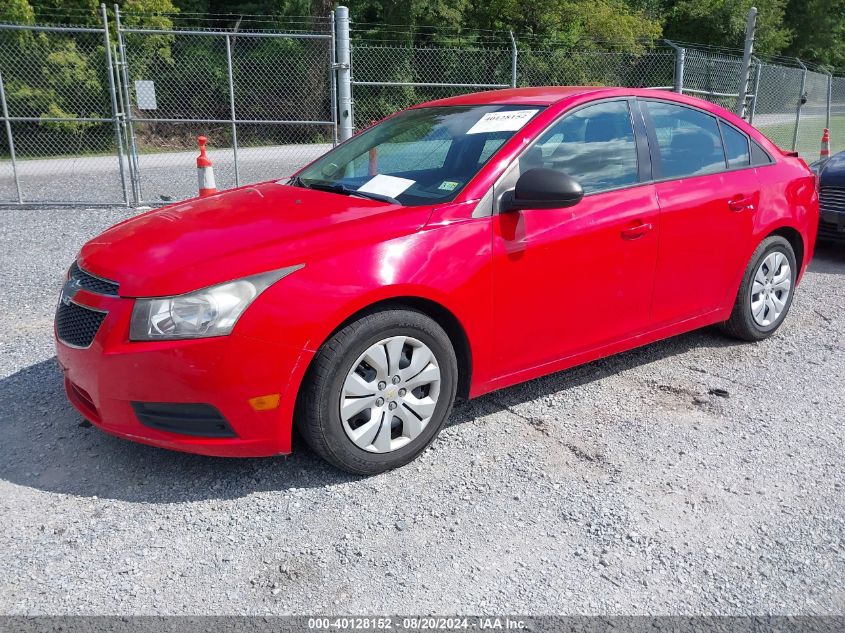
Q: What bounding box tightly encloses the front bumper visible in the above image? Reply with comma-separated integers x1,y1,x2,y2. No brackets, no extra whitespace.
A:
819,209,845,242
55,288,312,457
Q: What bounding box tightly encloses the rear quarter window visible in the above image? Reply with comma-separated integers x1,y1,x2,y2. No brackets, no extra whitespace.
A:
720,122,751,168
751,139,774,166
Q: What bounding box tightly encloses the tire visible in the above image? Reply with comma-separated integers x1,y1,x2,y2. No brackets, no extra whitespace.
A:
721,236,797,341
296,307,458,475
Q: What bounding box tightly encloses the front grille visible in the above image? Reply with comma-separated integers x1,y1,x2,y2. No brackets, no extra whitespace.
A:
56,301,106,348
819,220,845,241
131,402,237,438
69,261,119,296
819,187,845,214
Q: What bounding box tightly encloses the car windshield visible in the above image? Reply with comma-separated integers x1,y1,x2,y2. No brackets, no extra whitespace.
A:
292,104,544,206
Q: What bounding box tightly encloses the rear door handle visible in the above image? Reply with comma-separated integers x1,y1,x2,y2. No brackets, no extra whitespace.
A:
728,195,755,212
621,222,653,240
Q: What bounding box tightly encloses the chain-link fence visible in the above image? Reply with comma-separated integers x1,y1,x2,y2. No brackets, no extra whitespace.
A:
678,47,745,111
2,5,845,207
519,48,676,90
749,62,807,151
116,10,336,205
675,45,838,160
350,42,677,132
349,37,845,165
350,44,513,127
0,12,127,206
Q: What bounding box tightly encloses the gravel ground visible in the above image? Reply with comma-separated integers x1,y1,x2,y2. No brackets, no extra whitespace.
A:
0,207,843,615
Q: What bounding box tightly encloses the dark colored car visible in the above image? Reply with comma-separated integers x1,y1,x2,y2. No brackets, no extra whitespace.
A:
813,150,845,241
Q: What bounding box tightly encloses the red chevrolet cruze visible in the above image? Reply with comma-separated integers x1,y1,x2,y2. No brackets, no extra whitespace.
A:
55,87,818,474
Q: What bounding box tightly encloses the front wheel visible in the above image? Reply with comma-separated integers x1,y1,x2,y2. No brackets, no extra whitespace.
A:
297,307,458,475
721,235,797,341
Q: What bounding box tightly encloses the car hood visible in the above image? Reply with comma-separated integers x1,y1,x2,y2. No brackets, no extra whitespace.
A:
79,181,431,297
819,150,845,188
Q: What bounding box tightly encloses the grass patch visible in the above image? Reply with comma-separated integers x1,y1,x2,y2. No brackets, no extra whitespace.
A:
756,114,845,161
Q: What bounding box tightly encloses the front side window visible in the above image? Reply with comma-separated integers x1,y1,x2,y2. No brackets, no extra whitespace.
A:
519,100,639,194
294,105,543,206
646,101,727,178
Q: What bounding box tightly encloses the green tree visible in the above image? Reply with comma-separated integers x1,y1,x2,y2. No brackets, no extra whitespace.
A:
0,0,35,24
662,0,792,56
783,0,845,68
463,0,662,48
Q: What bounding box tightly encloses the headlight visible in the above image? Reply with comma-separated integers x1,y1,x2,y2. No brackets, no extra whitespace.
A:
129,265,302,341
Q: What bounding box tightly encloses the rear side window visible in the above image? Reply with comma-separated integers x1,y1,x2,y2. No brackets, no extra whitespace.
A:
720,122,750,168
645,101,727,179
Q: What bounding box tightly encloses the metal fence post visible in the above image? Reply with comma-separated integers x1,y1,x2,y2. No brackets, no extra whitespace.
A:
793,59,807,152
735,6,757,117
334,6,353,141
826,70,833,131
665,40,684,93
100,3,129,206
748,56,762,125
509,31,517,88
329,10,338,146
0,70,22,204
114,4,142,204
224,34,240,187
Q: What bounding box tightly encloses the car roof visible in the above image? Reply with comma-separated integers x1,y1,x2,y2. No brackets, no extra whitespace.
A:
412,86,606,107
411,86,781,153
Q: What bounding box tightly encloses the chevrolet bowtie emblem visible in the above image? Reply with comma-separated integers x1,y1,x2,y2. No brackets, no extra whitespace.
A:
60,277,82,306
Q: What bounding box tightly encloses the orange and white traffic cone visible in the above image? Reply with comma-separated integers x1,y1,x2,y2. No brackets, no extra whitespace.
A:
820,128,830,161
196,136,217,197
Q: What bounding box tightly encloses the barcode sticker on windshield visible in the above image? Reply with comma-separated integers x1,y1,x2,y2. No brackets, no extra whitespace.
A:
466,109,538,135
357,174,415,198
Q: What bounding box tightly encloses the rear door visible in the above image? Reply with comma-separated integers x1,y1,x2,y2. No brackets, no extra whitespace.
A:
641,100,759,325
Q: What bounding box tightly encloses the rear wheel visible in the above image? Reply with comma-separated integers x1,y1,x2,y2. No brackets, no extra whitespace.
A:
721,236,797,341
297,308,458,475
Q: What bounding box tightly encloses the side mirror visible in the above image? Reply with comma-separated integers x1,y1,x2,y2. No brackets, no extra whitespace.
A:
504,167,584,211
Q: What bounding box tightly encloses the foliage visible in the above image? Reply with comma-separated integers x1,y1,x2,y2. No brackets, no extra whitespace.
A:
1,0,844,156
783,0,845,69
662,0,792,56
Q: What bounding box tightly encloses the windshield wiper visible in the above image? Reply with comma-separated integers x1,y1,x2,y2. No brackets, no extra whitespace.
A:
349,189,401,205
300,180,401,205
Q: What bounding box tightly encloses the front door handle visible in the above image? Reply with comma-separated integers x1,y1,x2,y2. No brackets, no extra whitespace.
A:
621,222,653,240
728,195,755,212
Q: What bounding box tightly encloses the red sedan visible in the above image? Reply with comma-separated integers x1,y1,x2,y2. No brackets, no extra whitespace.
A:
55,87,819,474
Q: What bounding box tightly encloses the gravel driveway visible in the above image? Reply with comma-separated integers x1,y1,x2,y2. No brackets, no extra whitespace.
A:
0,207,843,615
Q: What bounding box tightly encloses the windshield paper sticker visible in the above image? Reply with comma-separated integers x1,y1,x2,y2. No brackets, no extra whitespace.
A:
437,180,460,191
357,174,415,198
466,109,539,135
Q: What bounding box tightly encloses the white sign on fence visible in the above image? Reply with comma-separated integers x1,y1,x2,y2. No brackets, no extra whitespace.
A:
135,80,157,110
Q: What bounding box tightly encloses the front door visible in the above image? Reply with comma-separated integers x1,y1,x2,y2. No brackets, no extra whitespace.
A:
491,99,660,379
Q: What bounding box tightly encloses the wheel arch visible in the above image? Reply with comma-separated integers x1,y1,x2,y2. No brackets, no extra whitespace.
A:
766,225,805,272
305,296,473,401
724,223,806,318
